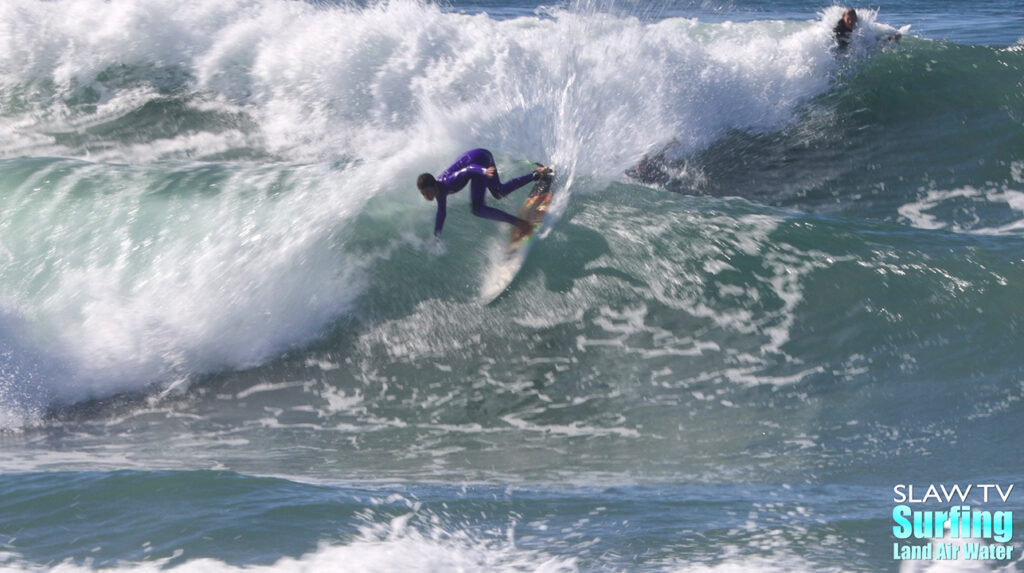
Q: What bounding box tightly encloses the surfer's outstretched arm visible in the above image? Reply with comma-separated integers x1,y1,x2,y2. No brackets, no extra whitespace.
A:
433,192,448,236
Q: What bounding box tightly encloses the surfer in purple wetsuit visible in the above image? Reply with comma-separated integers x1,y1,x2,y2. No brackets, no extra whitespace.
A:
417,148,549,237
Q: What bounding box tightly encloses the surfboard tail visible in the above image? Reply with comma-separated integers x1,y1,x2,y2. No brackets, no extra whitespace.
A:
478,166,556,304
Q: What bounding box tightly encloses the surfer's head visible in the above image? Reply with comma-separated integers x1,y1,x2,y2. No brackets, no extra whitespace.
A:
417,173,439,201
842,9,858,29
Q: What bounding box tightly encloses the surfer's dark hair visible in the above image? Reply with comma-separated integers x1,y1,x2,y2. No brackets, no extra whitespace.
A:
417,173,436,190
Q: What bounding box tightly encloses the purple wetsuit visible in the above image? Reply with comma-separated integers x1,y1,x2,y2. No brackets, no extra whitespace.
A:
433,148,535,236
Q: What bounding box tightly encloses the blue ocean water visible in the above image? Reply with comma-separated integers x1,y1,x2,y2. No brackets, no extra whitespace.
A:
1,0,1023,571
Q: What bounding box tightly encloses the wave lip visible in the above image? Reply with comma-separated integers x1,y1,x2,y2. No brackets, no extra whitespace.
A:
1,0,857,168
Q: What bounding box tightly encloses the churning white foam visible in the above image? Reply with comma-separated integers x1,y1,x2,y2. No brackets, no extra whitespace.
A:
0,160,372,416
899,186,1024,235
0,522,579,573
0,0,851,168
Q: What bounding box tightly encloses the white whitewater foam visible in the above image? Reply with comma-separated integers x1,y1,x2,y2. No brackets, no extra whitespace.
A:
0,524,578,573
1,0,848,169
899,186,1024,235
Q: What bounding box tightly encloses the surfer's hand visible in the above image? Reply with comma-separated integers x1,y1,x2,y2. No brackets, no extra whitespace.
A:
486,166,496,178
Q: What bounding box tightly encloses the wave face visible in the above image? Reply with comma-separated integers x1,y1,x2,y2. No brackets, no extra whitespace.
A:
0,0,886,407
1,1,1024,571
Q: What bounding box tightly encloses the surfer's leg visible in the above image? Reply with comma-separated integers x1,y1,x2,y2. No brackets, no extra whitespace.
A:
470,174,520,225
488,172,535,199
466,148,494,166
465,149,531,199
470,174,488,207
